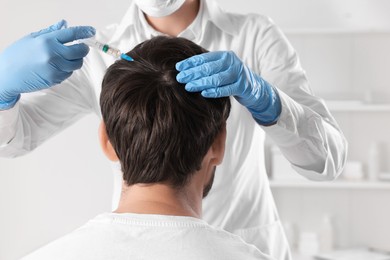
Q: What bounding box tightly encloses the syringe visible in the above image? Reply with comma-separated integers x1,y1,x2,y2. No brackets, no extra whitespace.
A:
80,38,134,62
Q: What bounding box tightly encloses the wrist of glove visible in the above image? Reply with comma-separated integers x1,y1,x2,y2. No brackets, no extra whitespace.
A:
239,66,282,125
0,94,20,111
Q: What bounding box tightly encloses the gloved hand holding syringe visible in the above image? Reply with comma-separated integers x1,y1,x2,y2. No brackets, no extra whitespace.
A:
0,20,96,110
0,20,134,110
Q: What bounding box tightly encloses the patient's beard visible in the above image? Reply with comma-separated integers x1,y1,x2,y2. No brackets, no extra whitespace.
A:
203,167,216,198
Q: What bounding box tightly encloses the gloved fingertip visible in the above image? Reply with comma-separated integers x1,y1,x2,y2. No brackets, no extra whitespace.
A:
84,44,91,54
55,26,95,43
176,74,184,83
201,92,210,98
184,85,194,92
85,26,96,37
175,61,184,71
80,43,91,56
176,58,194,70
176,72,189,83
62,20,68,29
201,90,215,98
73,26,96,40
89,26,96,34
56,19,68,29
51,20,62,30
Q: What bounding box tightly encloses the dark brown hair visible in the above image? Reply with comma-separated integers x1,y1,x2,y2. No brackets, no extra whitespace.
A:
100,36,230,188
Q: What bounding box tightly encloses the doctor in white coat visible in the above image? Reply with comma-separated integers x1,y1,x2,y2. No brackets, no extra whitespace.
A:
0,0,347,259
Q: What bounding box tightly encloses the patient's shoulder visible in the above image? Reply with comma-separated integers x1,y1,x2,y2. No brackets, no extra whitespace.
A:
197,224,272,259
22,213,272,260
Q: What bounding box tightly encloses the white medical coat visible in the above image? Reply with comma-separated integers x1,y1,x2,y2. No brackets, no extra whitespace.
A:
0,0,347,259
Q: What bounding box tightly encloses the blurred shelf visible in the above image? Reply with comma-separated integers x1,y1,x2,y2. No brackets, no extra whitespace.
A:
284,29,390,35
270,180,390,189
291,248,390,260
291,252,314,260
325,100,390,112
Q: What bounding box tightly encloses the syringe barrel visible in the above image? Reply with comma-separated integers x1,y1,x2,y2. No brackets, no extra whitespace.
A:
81,39,121,59
103,45,121,59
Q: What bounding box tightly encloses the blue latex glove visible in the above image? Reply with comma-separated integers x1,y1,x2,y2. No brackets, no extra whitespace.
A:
0,20,96,110
176,51,281,125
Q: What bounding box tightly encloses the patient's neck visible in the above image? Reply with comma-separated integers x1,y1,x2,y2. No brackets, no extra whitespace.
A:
114,182,202,218
144,0,200,37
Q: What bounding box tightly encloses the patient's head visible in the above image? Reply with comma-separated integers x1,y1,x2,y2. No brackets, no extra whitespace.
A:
99,36,230,194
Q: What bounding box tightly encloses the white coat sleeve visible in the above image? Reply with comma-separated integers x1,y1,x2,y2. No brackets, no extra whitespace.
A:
255,18,348,181
0,58,98,158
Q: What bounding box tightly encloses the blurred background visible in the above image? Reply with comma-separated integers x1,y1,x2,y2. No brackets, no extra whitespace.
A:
1,0,390,259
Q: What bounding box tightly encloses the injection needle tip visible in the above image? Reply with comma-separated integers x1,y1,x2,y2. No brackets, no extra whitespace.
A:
121,53,134,62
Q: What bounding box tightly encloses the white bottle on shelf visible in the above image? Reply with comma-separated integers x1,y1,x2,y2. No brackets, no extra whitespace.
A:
367,142,380,181
283,221,297,250
298,232,319,256
320,215,334,252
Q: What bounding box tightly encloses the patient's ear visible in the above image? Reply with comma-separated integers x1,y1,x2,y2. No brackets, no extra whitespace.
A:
209,124,227,166
98,121,119,162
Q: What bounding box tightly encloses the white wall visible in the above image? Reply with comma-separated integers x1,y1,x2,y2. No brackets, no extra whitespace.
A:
1,1,390,259
3,0,390,49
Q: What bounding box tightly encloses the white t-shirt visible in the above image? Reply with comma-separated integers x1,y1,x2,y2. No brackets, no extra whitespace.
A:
22,213,274,260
